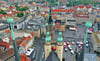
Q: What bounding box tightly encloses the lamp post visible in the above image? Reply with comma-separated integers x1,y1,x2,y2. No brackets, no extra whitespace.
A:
7,18,21,61
84,21,92,43
79,21,92,61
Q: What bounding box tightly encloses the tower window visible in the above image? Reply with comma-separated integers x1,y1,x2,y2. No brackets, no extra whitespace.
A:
14,26,17,29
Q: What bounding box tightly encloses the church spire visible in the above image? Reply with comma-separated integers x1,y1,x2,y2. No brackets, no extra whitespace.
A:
57,32,63,42
45,32,51,42
47,0,53,24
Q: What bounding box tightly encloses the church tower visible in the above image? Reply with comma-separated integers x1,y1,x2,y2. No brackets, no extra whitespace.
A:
46,0,55,43
56,32,63,61
45,32,51,60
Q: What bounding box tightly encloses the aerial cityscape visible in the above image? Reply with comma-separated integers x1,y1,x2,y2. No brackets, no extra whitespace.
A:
0,0,100,61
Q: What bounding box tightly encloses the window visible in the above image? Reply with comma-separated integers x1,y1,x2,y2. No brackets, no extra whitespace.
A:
14,26,17,29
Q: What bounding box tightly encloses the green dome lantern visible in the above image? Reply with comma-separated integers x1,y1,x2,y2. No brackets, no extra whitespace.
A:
57,32,63,42
47,32,49,36
59,32,62,36
7,18,14,23
85,21,92,28
45,32,51,42
53,20,55,26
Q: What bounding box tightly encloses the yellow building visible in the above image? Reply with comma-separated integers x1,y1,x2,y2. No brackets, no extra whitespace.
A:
92,32,100,52
45,32,63,61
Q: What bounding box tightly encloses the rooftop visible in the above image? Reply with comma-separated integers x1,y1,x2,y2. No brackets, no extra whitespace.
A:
0,48,14,61
9,17,26,24
0,24,8,31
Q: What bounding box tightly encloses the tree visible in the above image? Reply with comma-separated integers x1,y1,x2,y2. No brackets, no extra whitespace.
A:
15,4,29,11
0,10,7,14
17,12,24,17
16,7,29,11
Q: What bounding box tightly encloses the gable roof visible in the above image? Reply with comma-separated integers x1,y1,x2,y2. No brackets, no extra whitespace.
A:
46,51,60,61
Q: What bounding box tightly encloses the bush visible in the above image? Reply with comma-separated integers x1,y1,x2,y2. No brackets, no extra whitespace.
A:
0,10,7,14
17,12,24,17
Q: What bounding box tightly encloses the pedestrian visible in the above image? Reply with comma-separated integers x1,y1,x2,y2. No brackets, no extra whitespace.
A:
89,45,91,52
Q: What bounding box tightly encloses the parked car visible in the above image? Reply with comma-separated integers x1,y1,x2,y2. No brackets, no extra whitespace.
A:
32,50,37,59
64,45,66,48
70,50,74,54
78,44,81,48
64,42,66,45
66,42,70,45
68,45,72,50
76,41,79,45
79,41,83,45
64,48,68,52
69,25,77,31
26,48,34,56
79,46,82,50
86,41,89,48
88,28,93,34
86,41,89,44
72,42,75,45
86,44,89,48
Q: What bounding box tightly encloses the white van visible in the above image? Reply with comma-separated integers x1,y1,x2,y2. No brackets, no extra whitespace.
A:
26,48,35,56
69,25,77,31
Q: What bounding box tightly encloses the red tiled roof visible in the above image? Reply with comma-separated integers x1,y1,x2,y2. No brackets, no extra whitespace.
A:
55,24,61,29
0,41,10,48
0,48,14,60
79,6,84,8
52,9,74,13
55,22,60,24
0,14,13,18
9,7,14,9
86,6,91,8
7,14,13,17
30,32,34,37
20,53,31,61
12,11,21,13
20,36,31,47
9,37,12,40
5,29,11,32
24,11,28,13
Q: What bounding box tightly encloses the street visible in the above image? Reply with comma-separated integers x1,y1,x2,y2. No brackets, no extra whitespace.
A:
30,38,45,61
63,24,93,61
29,24,94,61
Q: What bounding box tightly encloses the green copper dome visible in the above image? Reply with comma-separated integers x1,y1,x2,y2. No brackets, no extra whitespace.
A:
57,32,63,42
7,18,14,23
45,32,51,42
45,36,51,42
